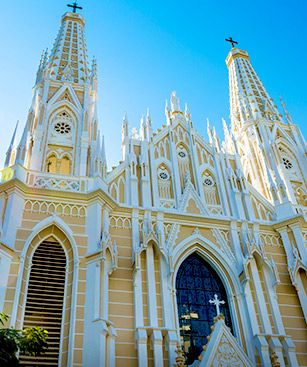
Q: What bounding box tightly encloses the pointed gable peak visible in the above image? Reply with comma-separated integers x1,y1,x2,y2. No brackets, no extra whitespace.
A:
197,316,253,367
56,87,74,104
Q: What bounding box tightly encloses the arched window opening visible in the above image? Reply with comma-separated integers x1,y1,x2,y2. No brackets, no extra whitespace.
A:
46,154,57,173
45,153,73,176
59,155,71,175
201,170,220,206
176,253,233,365
20,240,66,366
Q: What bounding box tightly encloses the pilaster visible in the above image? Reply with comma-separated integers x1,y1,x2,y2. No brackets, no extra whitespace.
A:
1,190,24,248
289,223,307,262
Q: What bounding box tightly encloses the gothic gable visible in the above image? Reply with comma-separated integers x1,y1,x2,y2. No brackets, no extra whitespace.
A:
179,180,208,215
48,85,83,111
197,317,253,367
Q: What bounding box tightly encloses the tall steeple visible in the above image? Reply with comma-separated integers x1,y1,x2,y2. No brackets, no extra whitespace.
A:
226,45,307,209
7,6,104,180
226,47,283,132
46,11,89,84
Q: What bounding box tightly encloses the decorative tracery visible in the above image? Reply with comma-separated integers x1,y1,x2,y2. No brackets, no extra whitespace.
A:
202,170,220,206
46,152,72,175
157,164,175,208
176,253,233,365
278,145,306,206
177,143,193,190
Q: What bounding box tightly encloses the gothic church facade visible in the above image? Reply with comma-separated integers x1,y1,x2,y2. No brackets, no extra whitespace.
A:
0,9,306,367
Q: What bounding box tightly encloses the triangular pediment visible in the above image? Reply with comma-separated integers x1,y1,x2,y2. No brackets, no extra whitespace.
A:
272,125,295,147
179,182,208,215
197,317,253,367
48,85,82,111
56,88,74,103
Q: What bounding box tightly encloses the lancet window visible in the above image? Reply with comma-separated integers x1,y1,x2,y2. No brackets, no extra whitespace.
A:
202,170,220,206
46,153,72,175
176,253,233,365
278,145,307,206
20,240,66,366
157,164,174,208
177,143,193,190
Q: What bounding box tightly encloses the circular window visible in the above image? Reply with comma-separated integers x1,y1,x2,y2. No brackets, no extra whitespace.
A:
159,172,168,180
178,151,186,158
54,121,71,135
159,171,169,180
203,177,214,186
282,158,293,170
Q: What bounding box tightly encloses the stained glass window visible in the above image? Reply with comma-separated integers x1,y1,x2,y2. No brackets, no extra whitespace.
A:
176,253,233,365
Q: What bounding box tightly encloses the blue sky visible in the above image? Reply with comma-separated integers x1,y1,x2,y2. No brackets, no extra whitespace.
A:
0,0,306,168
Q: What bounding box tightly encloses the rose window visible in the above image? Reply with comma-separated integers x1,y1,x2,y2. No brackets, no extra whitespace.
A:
54,121,71,134
178,151,186,158
203,177,214,186
159,170,169,180
282,158,293,170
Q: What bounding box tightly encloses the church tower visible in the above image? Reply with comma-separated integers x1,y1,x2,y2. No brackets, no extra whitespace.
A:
5,10,106,179
226,46,307,213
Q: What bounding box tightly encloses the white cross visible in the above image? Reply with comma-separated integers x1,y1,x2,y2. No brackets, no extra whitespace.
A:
209,294,225,316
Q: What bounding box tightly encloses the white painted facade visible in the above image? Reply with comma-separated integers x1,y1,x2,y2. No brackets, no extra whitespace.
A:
0,9,306,367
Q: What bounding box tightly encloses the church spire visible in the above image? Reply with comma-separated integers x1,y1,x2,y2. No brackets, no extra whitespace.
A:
226,47,283,128
5,121,19,167
46,9,89,84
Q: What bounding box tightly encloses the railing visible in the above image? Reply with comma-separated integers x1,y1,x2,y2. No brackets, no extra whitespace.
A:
0,165,95,193
26,171,88,193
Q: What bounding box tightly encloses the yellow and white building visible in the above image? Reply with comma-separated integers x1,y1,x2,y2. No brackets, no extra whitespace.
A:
0,8,306,367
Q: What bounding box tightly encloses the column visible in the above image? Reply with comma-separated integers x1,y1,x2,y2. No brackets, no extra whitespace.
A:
289,223,307,263
86,201,102,253
0,249,13,311
1,191,24,248
278,227,294,266
282,337,299,367
250,259,272,334
269,337,286,367
107,324,117,367
151,330,164,367
136,329,148,367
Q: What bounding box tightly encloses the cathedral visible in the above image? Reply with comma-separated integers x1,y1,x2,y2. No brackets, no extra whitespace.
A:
0,5,306,367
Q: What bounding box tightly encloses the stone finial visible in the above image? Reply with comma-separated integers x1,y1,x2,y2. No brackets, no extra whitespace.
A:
185,103,191,120
174,344,185,367
170,91,181,112
270,351,281,367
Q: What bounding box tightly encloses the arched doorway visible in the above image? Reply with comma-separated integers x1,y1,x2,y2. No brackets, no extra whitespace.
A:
20,239,67,366
176,253,233,365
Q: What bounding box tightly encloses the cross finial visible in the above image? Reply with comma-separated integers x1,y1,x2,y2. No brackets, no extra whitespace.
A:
67,1,83,13
209,294,225,316
225,37,238,48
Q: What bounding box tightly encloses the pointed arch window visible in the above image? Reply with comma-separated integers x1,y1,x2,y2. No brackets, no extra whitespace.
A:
59,155,71,175
46,154,57,173
176,253,233,364
20,240,66,366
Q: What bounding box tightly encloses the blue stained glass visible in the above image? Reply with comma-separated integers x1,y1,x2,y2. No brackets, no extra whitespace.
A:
176,253,233,365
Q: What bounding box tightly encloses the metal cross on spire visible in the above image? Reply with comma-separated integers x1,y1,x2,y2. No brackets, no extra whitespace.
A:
67,1,83,13
209,294,225,316
225,37,238,48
